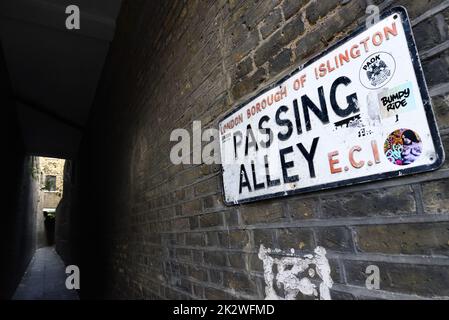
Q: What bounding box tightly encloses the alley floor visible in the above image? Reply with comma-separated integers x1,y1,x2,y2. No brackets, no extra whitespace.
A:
13,247,79,300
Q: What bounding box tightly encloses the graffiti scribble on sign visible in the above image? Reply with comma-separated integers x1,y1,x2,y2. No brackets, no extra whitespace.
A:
334,114,363,130
258,245,333,300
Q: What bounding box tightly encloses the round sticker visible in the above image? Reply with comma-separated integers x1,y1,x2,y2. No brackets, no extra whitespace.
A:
360,52,396,89
384,129,423,166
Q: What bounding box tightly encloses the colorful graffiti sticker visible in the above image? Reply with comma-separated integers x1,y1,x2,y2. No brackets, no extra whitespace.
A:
384,129,423,166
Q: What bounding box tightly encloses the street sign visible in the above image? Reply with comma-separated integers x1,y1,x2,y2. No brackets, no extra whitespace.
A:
219,7,444,205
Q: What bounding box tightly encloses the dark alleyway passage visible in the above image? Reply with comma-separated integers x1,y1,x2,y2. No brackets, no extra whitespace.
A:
13,247,78,300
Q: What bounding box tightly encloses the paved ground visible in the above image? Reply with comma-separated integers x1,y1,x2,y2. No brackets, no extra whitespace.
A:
13,246,79,300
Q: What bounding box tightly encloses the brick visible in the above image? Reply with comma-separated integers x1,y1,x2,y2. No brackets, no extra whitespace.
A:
185,232,204,246
355,223,449,256
422,179,449,213
305,0,339,25
230,0,282,31
260,8,283,40
414,16,444,52
286,197,319,220
189,266,208,282
235,56,254,79
254,14,304,67
159,207,175,219
192,284,204,298
253,229,275,248
206,231,229,247
204,251,226,266
224,210,240,227
231,67,267,100
192,250,203,264
194,176,220,196
173,189,185,201
432,94,449,130
228,253,246,269
209,269,223,285
175,205,182,216
321,186,416,218
189,216,199,230
328,259,343,284
182,199,202,216
240,202,284,225
205,287,230,300
296,0,365,61
281,12,305,45
423,53,449,87
176,248,192,262
227,24,260,63
228,230,250,249
330,290,356,300
248,253,264,272
278,228,315,250
282,0,308,20
223,271,257,295
394,0,447,19
345,261,449,297
315,227,355,253
295,28,325,61
176,233,185,245
268,48,293,75
203,194,224,210
173,217,189,231
200,212,224,228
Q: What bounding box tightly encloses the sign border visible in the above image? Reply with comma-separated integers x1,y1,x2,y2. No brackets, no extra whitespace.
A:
219,6,445,206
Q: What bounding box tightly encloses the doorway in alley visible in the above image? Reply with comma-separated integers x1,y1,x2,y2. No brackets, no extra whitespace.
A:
36,157,65,248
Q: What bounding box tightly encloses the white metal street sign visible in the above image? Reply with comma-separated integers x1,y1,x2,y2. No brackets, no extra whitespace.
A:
219,7,444,205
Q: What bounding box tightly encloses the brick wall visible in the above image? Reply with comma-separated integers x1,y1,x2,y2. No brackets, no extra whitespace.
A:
73,0,449,299
55,161,74,264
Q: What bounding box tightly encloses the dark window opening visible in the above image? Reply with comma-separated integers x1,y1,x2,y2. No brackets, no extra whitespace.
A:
44,175,56,191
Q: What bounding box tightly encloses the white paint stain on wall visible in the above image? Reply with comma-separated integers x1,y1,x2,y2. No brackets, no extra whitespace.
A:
258,245,333,300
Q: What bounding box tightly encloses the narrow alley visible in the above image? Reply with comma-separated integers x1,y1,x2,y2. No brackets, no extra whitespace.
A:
13,247,78,300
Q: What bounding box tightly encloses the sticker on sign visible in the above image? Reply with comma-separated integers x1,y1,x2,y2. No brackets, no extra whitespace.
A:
219,7,444,205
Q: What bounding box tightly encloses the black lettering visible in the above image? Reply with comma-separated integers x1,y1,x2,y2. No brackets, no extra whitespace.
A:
239,164,252,194
251,161,265,191
233,131,242,159
297,137,319,178
258,116,272,148
279,147,299,183
302,87,329,131
293,99,303,135
330,76,359,118
245,125,259,156
265,155,280,187
275,105,293,141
